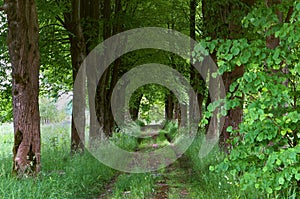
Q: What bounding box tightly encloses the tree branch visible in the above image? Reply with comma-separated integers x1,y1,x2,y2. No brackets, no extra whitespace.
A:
285,6,294,23
55,15,67,29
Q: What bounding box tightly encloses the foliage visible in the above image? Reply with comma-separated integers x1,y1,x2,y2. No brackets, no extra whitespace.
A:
37,0,72,98
195,1,300,195
110,130,139,152
137,84,166,124
0,3,12,123
159,121,178,141
39,97,68,124
185,134,271,198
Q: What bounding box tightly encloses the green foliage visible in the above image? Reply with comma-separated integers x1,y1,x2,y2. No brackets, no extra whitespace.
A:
133,84,167,124
183,134,264,198
159,121,178,141
194,1,300,195
0,5,12,123
39,97,68,124
37,0,72,98
110,131,139,152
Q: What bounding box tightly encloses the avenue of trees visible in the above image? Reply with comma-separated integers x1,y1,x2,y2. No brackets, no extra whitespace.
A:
0,0,299,194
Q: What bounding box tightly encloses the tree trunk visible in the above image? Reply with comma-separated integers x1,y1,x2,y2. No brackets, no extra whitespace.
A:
95,0,112,137
5,0,41,175
78,0,101,147
202,0,254,151
95,0,123,137
165,92,174,121
64,0,86,153
130,92,143,121
190,0,205,125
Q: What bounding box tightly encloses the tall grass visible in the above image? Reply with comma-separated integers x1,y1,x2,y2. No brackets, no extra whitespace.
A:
1,122,297,198
0,123,115,199
110,173,155,199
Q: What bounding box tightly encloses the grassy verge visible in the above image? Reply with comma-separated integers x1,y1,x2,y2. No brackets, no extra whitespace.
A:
0,123,115,199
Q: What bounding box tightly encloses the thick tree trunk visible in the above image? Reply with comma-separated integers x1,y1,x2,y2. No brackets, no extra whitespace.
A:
95,0,112,137
5,0,41,175
202,0,254,151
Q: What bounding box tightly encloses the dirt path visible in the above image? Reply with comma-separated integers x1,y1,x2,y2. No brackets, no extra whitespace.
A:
97,173,121,199
96,157,193,199
97,125,194,198
149,156,193,199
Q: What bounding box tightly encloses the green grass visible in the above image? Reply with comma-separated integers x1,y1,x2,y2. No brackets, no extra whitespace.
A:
1,123,298,198
0,123,115,199
110,173,155,199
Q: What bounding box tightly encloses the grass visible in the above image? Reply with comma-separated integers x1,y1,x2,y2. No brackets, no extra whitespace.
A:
1,122,298,198
0,123,115,199
110,173,155,198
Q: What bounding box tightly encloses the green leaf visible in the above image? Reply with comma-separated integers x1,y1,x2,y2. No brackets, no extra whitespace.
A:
295,173,300,181
296,3,300,11
266,187,273,194
231,46,240,56
227,126,233,132
278,177,285,185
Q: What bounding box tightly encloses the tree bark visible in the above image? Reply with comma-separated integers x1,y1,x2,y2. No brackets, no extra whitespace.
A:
95,0,112,137
165,92,174,121
5,0,41,175
95,0,123,137
202,0,254,151
64,0,86,153
130,92,143,121
78,0,101,147
190,0,205,125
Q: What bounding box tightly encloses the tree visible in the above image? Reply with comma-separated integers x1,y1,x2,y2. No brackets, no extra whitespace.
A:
208,0,300,194
3,0,41,175
201,0,254,150
63,0,86,153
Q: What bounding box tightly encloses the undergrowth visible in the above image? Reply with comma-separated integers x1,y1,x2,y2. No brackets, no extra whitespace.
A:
185,133,299,199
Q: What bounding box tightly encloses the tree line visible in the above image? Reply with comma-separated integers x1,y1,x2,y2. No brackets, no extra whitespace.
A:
0,0,299,194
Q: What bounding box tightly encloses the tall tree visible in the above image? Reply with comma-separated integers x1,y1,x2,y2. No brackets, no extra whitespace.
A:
79,0,101,143
3,0,41,174
201,0,254,150
189,0,205,124
63,0,86,153
95,0,124,137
